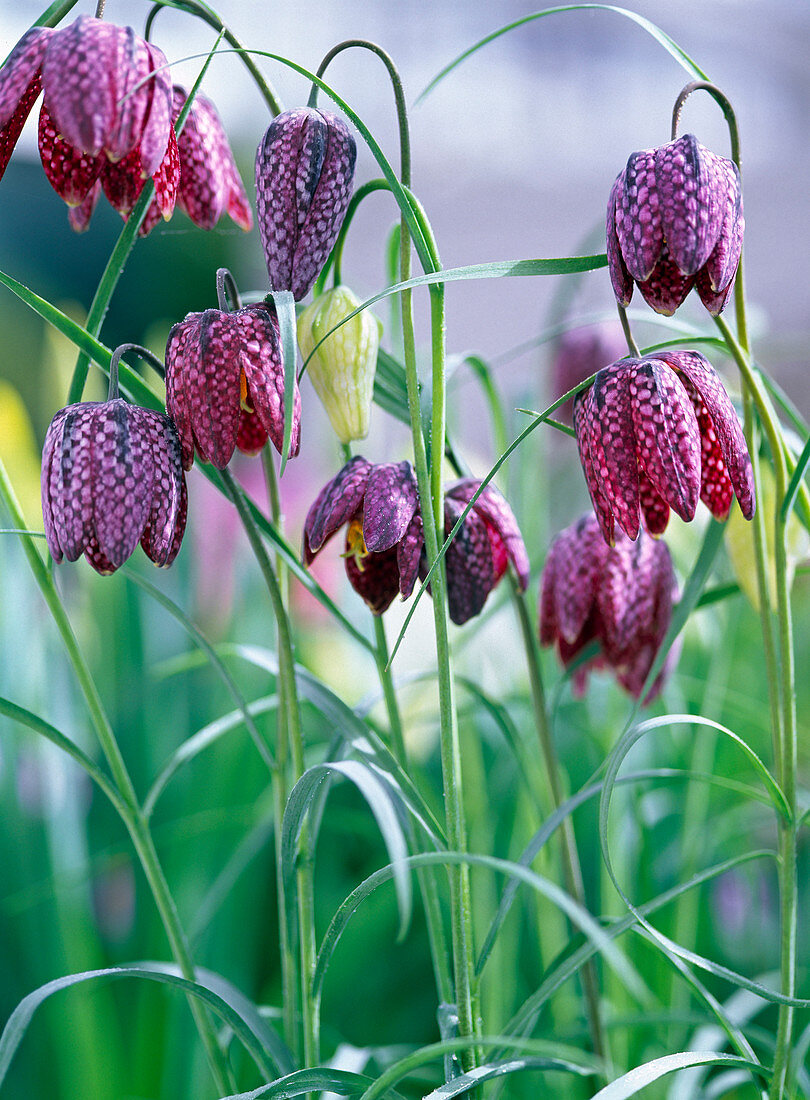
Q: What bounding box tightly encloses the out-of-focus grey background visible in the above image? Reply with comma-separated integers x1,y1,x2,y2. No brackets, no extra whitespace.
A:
1,0,806,387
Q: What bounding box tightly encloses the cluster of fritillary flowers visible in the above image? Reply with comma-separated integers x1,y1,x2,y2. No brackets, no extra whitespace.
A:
17,8,755,704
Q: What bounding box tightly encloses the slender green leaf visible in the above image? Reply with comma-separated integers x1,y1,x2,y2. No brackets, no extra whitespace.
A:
143,696,278,819
781,431,810,521
267,289,298,477
0,695,126,817
0,963,292,1086
217,1067,391,1099
418,5,708,103
123,566,276,777
587,1051,767,1098
422,1056,591,1098
282,760,412,937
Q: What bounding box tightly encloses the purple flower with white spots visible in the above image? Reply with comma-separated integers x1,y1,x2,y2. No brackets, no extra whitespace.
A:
574,350,755,544
303,456,423,615
433,480,530,626
607,133,743,316
255,107,356,300
165,302,301,470
41,399,187,576
539,514,678,701
0,16,174,216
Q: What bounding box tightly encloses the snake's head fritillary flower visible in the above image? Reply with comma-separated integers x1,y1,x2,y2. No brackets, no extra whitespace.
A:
436,480,530,626
0,16,172,190
607,134,743,316
539,514,678,700
165,302,301,470
297,286,380,443
303,456,423,615
573,349,754,544
255,107,356,300
41,398,187,575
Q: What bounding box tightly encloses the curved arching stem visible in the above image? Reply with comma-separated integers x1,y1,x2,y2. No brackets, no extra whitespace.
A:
107,343,166,400
671,80,740,166
216,267,242,312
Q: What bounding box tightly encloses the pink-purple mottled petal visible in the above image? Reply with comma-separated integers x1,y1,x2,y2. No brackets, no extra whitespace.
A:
344,543,400,615
304,455,371,557
137,41,172,176
446,479,529,590
38,100,103,204
41,406,70,561
68,179,101,232
52,403,99,561
42,16,117,157
614,148,663,281
638,470,671,536
0,70,42,182
397,512,424,599
629,358,701,522
585,362,641,540
92,400,155,568
362,461,419,553
606,175,634,307
655,134,717,276
237,303,301,458
443,498,494,626
573,387,615,545
0,26,50,130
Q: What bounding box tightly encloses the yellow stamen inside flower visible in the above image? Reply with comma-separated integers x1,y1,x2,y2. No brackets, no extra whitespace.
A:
341,519,369,571
240,370,254,413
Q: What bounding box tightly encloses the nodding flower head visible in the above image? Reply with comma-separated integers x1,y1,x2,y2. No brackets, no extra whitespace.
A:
607,133,743,316
573,349,754,544
255,107,356,300
436,480,530,626
0,16,174,211
165,302,301,471
66,85,252,237
539,513,678,701
303,456,423,615
41,398,187,576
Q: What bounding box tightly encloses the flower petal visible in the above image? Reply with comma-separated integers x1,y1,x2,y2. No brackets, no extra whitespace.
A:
92,400,155,568
660,350,754,519
236,407,269,456
699,155,743,293
638,469,671,536
606,174,634,307
303,454,371,560
655,134,719,276
138,409,185,566
397,512,424,599
164,315,198,469
105,29,152,164
42,16,118,157
175,89,228,228
446,479,529,590
0,27,50,132
38,100,103,204
585,362,641,540
542,515,604,646
362,461,419,553
238,303,301,458
443,498,494,626
635,248,696,315
41,406,71,562
629,358,701,522
344,543,400,615
614,148,663,282
573,387,615,545
68,179,101,232
137,41,172,176
101,146,144,216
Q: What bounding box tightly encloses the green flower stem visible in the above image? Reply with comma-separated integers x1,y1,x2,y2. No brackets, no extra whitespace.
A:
221,469,319,1071
714,314,797,1099
0,459,235,1095
372,615,454,1006
509,579,607,1079
617,304,640,357
262,447,300,1060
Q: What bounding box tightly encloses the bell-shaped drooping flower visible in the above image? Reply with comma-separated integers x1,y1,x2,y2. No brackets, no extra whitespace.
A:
41,397,187,576
0,16,173,195
165,302,301,470
551,323,627,423
255,107,356,300
434,480,530,626
607,133,743,316
297,286,380,443
303,456,423,615
539,513,678,700
573,349,755,544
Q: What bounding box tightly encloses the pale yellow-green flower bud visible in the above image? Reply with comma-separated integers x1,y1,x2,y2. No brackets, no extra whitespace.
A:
297,286,381,443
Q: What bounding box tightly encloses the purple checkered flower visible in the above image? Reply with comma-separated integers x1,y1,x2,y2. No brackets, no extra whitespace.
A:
255,107,356,300
165,302,301,470
539,514,678,700
41,398,187,576
607,134,743,316
303,456,423,615
573,349,755,544
434,480,530,626
0,16,173,210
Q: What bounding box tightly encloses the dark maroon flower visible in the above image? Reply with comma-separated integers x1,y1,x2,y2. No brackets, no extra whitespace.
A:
433,480,530,626
255,107,356,300
0,16,173,201
165,302,301,470
303,456,423,615
41,398,187,575
539,514,678,700
551,323,627,423
573,349,755,544
607,133,743,316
